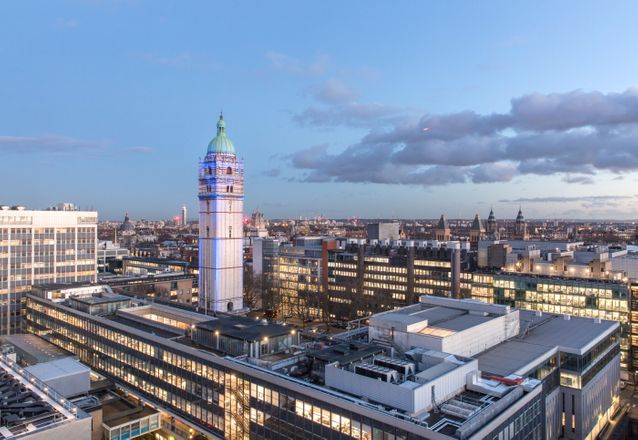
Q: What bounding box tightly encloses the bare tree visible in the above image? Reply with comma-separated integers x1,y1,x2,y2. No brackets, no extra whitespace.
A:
243,269,263,310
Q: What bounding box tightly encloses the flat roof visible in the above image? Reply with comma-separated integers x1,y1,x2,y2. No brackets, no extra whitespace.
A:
370,298,506,336
102,397,159,429
69,293,131,305
196,316,292,341
477,340,554,377
109,315,182,339
308,342,384,364
26,357,90,382
517,311,618,354
477,310,619,375
432,313,493,332
2,334,70,363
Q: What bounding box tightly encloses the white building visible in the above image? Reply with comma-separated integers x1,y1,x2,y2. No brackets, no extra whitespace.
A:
360,296,620,440
0,206,97,334
198,114,244,312
181,205,187,225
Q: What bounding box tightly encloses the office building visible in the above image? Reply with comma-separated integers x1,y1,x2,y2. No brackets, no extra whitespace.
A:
275,237,336,320
24,292,619,439
367,222,400,241
97,240,129,273
259,238,472,322
326,240,473,320
0,206,97,334
198,114,244,312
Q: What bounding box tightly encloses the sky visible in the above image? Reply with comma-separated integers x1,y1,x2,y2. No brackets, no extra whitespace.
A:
2,1,638,220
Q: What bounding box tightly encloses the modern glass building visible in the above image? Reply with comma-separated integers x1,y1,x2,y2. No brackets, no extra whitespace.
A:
326,242,473,321
0,207,97,334
471,272,634,377
24,293,568,440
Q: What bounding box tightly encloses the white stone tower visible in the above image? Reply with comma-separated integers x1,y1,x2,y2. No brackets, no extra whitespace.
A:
198,114,244,312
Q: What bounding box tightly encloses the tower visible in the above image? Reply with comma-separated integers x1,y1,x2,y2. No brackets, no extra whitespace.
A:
181,205,187,226
469,214,485,249
486,208,499,239
198,114,244,312
514,207,529,240
434,215,451,241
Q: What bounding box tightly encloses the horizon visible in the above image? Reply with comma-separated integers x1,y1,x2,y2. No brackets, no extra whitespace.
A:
2,1,638,220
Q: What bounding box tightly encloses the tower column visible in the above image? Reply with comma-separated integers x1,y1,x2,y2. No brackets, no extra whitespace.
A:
198,114,245,312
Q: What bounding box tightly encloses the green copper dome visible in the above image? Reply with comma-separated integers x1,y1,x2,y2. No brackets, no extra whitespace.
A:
207,113,235,155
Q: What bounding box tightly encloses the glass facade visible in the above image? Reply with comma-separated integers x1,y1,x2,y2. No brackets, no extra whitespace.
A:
470,273,633,372
276,250,323,320
326,249,469,321
25,295,438,440
0,212,97,334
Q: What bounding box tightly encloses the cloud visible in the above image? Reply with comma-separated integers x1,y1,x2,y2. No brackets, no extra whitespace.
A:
265,51,329,77
309,80,358,104
263,168,281,177
289,87,638,185
0,135,107,154
499,195,633,203
295,79,409,128
562,175,594,185
127,146,153,154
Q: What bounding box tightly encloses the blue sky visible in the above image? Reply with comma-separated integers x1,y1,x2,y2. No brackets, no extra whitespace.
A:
2,1,638,220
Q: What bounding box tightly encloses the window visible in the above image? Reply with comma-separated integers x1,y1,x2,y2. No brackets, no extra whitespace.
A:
226,166,232,174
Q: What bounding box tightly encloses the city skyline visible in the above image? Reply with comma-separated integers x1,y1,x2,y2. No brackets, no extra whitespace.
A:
2,1,638,220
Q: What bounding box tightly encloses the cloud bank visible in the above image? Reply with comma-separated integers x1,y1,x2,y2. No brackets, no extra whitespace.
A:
290,87,638,186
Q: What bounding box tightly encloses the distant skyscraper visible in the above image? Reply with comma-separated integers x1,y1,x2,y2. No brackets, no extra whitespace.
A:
0,206,97,334
181,205,187,226
198,114,244,312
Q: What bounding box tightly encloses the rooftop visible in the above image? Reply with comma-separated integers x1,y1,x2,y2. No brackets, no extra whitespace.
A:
2,334,70,364
195,315,293,341
207,114,235,155
477,310,619,376
370,296,511,335
0,355,87,438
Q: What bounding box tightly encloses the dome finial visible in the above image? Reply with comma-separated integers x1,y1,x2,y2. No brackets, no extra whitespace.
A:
208,111,235,155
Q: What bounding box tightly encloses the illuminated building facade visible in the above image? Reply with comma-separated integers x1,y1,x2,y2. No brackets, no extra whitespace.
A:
24,292,619,440
275,237,335,320
0,207,97,334
198,114,244,312
470,272,636,378
326,241,472,320
23,294,462,440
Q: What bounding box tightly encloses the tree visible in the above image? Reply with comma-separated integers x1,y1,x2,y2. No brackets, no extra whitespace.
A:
243,268,263,310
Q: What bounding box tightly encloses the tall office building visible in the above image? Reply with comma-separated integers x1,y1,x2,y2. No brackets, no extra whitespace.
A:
0,206,97,334
181,205,187,226
198,114,244,312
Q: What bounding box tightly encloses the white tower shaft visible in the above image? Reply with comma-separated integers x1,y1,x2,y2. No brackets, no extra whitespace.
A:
198,116,244,312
